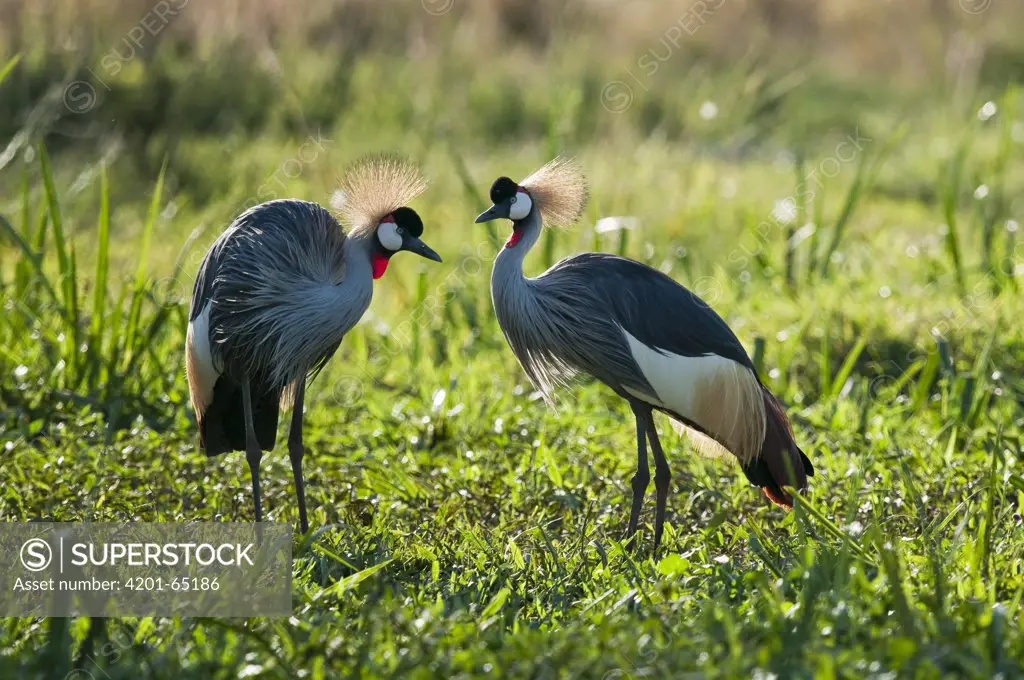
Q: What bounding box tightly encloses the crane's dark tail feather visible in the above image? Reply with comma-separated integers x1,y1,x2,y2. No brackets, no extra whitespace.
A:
742,388,814,508
199,377,280,457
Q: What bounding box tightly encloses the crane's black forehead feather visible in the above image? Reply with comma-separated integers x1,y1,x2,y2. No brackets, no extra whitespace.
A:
391,206,423,237
489,176,519,203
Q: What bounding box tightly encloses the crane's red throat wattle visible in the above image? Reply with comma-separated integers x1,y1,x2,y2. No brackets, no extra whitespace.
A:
371,252,390,279
506,227,524,248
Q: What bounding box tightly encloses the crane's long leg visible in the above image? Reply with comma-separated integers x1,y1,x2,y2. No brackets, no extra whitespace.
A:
240,376,264,524
288,380,309,533
625,403,650,550
644,412,672,553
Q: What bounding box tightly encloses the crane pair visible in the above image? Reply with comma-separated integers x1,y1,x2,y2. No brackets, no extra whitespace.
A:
187,154,812,553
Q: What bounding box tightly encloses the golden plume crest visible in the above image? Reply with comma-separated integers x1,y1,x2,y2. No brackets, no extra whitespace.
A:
335,154,427,235
520,156,589,228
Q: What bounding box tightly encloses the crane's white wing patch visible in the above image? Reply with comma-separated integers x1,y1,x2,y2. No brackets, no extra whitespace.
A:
186,302,220,416
619,327,766,464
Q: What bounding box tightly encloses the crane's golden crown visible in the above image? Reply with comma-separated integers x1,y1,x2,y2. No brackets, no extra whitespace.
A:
520,156,589,229
336,154,428,236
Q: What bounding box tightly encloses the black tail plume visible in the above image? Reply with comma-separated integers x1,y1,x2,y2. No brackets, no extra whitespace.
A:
199,377,280,456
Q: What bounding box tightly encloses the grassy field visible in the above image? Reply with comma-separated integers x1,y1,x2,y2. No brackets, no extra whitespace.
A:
2,1,1024,677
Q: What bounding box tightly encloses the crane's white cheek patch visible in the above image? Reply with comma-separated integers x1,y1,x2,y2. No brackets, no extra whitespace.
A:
377,221,403,251
509,191,532,220
619,327,766,464
186,303,220,415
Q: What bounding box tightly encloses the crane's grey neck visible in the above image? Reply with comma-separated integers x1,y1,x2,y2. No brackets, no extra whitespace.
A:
489,207,577,402
491,208,544,371
493,209,543,279
343,231,376,284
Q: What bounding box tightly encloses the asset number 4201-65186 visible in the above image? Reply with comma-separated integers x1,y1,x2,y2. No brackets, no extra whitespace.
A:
124,577,221,591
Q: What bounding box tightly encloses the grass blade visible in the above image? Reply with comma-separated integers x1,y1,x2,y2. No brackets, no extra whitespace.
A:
872,528,921,640
912,350,940,411
39,144,80,383
830,335,867,401
941,137,970,296
787,150,805,289
818,324,832,399
790,492,875,566
805,182,826,282
103,279,130,403
818,151,868,278
318,559,394,599
971,433,1001,592
122,160,167,370
982,86,1017,281
0,214,66,320
87,166,111,388
13,166,32,294
411,269,428,368
0,54,21,86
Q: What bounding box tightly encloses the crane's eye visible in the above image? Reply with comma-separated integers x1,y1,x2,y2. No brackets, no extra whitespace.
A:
510,196,517,204
396,226,405,235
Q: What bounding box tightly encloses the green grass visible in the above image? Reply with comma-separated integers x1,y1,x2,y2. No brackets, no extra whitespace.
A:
2,25,1024,680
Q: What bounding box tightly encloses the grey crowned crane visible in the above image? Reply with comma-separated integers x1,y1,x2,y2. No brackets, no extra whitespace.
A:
186,155,442,532
475,157,813,552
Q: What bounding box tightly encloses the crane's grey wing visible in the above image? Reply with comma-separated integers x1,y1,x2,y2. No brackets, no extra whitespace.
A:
494,250,748,402
548,252,754,370
532,252,766,466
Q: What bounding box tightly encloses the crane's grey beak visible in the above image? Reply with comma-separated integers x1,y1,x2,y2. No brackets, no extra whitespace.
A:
475,204,504,223
404,236,443,263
